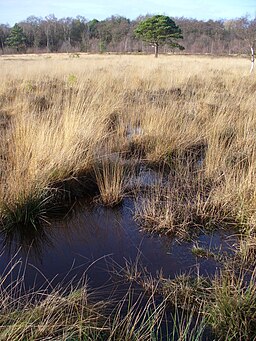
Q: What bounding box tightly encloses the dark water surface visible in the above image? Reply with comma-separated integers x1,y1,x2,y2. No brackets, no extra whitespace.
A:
0,197,235,296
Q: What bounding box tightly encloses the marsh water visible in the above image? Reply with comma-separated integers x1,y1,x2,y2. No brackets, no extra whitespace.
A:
0,196,235,296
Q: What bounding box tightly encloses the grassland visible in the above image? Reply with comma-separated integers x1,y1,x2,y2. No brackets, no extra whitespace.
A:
0,53,256,339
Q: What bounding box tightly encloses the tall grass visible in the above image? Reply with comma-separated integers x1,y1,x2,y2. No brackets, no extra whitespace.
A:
0,53,256,235
1,53,256,340
0,257,207,341
208,269,256,340
94,158,126,207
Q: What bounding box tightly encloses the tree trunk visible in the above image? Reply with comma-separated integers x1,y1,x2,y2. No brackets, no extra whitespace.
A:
124,37,128,52
250,45,254,74
0,39,4,54
154,43,158,58
46,26,50,52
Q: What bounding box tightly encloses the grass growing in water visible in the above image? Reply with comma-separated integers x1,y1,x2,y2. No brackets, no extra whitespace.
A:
0,54,256,236
0,258,201,341
94,158,127,207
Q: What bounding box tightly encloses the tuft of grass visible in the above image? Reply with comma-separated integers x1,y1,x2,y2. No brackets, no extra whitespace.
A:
1,190,53,235
159,274,212,311
233,232,256,268
191,243,217,260
67,73,77,85
208,270,256,340
169,304,207,341
134,168,237,239
0,284,107,341
105,291,166,341
94,158,127,207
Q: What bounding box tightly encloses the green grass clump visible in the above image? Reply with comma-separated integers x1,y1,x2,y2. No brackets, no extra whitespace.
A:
208,271,256,340
1,190,54,235
0,286,106,341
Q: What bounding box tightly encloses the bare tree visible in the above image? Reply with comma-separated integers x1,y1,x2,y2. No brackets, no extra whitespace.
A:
225,16,256,73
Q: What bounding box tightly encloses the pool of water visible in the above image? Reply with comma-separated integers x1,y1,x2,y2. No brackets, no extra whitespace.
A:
0,197,236,296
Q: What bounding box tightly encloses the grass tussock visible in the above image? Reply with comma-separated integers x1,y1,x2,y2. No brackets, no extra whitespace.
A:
159,268,256,340
94,158,127,207
134,168,238,239
208,269,256,340
1,190,53,234
0,286,105,341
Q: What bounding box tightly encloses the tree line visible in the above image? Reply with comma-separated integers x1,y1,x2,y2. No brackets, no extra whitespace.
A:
0,14,255,56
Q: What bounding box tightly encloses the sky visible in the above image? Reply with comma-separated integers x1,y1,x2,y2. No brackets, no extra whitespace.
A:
0,0,255,25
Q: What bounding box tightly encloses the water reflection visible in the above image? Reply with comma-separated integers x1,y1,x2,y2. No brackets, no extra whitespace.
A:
0,198,236,293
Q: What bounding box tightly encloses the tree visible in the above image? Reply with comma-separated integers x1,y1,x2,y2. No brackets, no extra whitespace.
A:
225,16,256,73
134,15,183,57
59,17,73,51
70,17,87,49
0,24,10,53
42,14,62,52
6,24,26,52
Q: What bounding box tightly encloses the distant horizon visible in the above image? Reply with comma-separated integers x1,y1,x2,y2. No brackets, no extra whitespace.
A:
0,0,255,26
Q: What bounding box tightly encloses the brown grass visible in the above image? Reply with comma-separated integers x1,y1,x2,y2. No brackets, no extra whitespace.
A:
94,157,126,206
0,53,256,233
2,53,256,340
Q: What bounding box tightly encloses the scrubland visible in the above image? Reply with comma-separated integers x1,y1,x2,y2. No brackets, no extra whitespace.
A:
0,53,256,339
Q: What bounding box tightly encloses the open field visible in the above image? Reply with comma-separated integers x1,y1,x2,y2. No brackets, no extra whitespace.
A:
1,54,256,231
0,53,256,339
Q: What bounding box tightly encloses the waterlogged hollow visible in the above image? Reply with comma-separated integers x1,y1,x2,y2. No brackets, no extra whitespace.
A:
0,196,236,296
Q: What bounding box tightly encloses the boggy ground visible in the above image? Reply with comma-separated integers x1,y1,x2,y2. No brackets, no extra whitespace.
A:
0,53,256,340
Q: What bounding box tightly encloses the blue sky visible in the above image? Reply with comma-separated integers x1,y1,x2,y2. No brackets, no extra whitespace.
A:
0,0,255,25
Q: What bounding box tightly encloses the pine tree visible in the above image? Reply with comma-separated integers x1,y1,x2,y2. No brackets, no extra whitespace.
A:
135,15,184,58
6,24,26,52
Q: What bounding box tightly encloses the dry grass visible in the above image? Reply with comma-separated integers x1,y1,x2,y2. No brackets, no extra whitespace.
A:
94,157,127,207
0,53,256,233
2,53,256,339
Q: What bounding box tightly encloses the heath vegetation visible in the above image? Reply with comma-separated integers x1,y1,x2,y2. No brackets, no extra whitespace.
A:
0,53,256,339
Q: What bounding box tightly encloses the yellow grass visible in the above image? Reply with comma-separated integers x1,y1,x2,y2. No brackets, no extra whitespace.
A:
0,53,256,232
94,157,126,206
